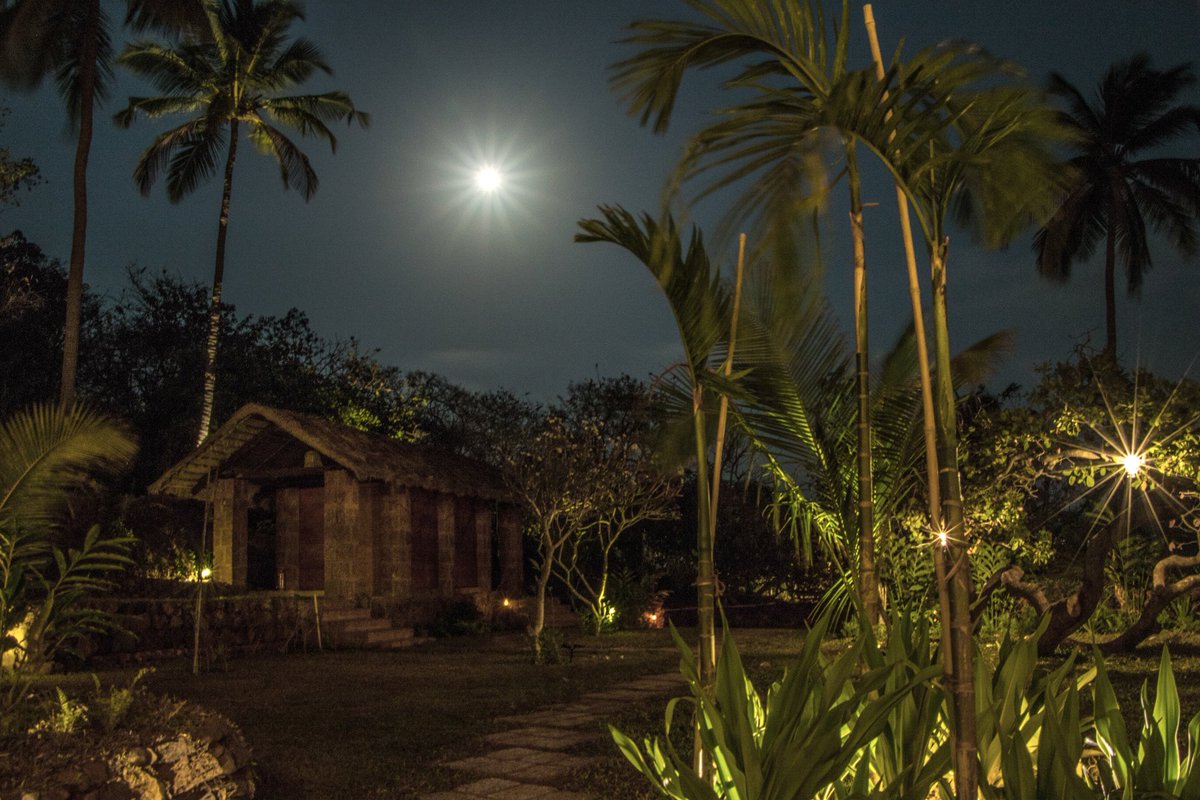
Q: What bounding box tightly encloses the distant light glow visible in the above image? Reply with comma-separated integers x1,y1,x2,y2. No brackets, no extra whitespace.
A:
200,567,213,580
474,166,502,193
1121,452,1145,478
934,526,950,549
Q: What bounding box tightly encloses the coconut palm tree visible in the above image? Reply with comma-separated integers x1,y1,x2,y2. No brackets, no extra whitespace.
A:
1035,54,1200,359
0,0,205,407
114,0,368,444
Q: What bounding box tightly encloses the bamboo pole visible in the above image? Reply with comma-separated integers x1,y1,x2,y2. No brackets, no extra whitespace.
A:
695,233,747,779
862,0,956,709
848,146,881,627
932,238,979,800
708,233,748,533
863,9,974,795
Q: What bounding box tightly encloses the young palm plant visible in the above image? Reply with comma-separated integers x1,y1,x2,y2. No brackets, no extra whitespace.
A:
576,206,733,725
0,403,136,715
114,0,368,444
612,0,898,625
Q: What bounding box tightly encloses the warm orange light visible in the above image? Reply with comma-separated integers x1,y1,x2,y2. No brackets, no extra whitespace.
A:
934,527,950,549
502,597,511,608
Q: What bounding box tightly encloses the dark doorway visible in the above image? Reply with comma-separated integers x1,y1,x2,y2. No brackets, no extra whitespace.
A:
298,485,325,590
247,490,277,590
410,488,439,591
453,497,478,588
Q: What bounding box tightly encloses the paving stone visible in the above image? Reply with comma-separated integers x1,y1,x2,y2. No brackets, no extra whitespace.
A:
490,747,551,762
428,670,678,798
507,761,578,783
483,726,594,750
444,755,523,777
582,688,656,701
455,778,527,793
489,783,559,799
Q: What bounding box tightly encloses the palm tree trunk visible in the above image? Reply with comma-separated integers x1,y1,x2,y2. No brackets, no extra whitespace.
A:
847,146,880,627
693,386,716,776
931,238,978,800
196,120,240,446
1104,210,1117,358
861,1,957,767
59,0,100,407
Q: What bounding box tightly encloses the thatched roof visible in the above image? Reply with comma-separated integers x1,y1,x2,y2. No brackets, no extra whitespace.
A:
149,403,509,501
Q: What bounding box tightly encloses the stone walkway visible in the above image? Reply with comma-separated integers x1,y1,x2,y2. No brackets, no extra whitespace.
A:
425,672,684,799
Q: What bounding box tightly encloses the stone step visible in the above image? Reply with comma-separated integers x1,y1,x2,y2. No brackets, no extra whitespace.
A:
341,617,394,633
319,605,418,650
361,627,415,646
320,606,373,624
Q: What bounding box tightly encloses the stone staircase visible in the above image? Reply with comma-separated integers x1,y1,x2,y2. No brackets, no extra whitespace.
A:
319,604,416,650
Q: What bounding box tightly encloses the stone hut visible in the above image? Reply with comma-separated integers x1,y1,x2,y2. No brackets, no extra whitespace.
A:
149,403,523,602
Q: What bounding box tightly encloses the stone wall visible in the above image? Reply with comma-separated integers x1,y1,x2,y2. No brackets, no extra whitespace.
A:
87,593,322,665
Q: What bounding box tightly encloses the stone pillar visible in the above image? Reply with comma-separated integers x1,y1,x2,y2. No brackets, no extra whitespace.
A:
498,504,524,596
436,493,455,597
358,482,379,595
376,486,412,599
475,500,492,593
275,487,301,591
324,469,368,599
213,478,250,590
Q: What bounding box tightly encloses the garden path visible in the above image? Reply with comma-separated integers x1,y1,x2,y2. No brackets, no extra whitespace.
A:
425,671,683,799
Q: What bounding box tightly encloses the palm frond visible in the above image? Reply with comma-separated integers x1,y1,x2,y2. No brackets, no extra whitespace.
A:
117,40,214,95
248,117,317,197
261,37,330,89
611,0,846,135
576,205,730,381
0,404,136,534
164,122,225,202
129,117,213,196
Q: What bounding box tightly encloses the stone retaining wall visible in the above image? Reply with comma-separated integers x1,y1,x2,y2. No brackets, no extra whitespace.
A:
86,592,322,665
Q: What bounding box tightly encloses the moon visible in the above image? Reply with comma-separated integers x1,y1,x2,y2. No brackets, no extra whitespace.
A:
474,166,502,193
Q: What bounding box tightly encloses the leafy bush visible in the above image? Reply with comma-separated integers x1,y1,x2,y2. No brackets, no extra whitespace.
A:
422,596,486,638
0,404,136,725
611,611,942,799
611,611,1200,798
90,668,151,732
29,688,88,734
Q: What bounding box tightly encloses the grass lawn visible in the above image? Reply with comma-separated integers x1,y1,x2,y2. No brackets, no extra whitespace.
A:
95,630,681,799
25,627,1200,799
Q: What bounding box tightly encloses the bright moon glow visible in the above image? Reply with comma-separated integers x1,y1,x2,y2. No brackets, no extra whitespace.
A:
1121,452,1145,477
474,166,502,193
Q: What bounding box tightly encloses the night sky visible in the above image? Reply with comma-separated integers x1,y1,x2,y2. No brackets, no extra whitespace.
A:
2,1,1198,401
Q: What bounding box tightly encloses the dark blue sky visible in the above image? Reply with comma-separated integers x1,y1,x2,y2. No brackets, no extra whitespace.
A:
3,1,1198,400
